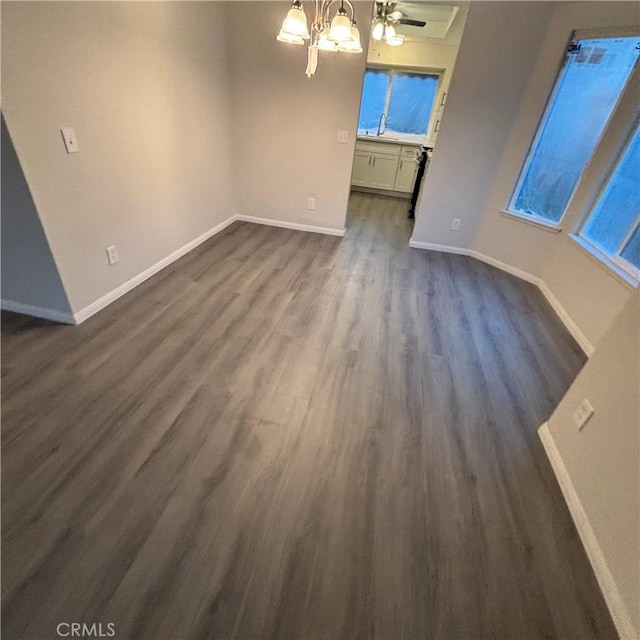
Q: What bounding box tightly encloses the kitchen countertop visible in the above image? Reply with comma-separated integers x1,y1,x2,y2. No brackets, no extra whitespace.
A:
356,135,433,148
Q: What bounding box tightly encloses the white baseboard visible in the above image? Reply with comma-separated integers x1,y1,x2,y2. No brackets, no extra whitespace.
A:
9,215,592,356
471,250,593,355
408,238,471,255
471,250,540,286
235,214,345,237
73,214,343,324
73,215,238,324
351,186,411,200
1,299,75,325
538,422,637,640
537,281,594,356
408,240,594,356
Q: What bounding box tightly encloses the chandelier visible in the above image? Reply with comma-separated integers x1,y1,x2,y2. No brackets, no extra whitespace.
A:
276,0,363,78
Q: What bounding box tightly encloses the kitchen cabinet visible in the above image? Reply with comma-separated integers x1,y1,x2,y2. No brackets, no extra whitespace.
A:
394,156,419,193
351,152,372,188
370,153,400,190
351,140,420,193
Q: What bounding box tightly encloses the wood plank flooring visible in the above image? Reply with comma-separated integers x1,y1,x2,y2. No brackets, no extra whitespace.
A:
2,192,617,639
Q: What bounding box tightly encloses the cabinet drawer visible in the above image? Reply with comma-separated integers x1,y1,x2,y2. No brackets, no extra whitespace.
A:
372,151,402,161
401,145,420,158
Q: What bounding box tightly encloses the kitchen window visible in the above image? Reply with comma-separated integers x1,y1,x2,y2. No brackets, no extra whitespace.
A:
574,124,640,281
506,34,639,226
357,68,439,140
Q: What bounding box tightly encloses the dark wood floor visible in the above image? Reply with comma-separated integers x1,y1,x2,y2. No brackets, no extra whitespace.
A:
2,193,616,639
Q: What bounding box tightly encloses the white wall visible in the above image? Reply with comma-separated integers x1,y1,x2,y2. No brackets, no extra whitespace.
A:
1,116,73,319
411,1,555,249
545,291,640,638
227,1,370,232
1,1,237,314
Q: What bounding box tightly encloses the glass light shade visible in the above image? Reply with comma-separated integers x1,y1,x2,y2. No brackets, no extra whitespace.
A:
385,24,396,39
277,29,305,45
328,12,352,43
386,34,405,46
280,4,310,40
372,20,384,41
317,29,338,51
338,25,363,53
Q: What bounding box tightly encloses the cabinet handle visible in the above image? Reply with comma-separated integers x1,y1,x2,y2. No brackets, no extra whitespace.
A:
435,119,441,133
368,156,372,166
400,160,403,170
373,157,376,167
440,92,447,107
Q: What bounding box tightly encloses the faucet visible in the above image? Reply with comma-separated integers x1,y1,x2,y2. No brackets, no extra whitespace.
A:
376,113,387,137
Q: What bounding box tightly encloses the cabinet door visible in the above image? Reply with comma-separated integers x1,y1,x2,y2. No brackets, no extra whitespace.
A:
351,152,371,187
370,153,399,190
394,157,418,193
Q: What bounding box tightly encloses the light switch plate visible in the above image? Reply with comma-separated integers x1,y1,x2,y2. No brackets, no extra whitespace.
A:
337,130,349,144
61,127,80,154
106,245,120,265
573,398,594,431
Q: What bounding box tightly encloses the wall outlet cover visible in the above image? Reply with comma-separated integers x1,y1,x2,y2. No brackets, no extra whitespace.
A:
573,398,594,431
61,127,80,154
337,130,349,144
451,218,462,231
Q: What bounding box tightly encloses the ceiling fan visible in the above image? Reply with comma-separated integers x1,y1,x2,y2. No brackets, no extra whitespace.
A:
372,2,426,46
378,2,427,27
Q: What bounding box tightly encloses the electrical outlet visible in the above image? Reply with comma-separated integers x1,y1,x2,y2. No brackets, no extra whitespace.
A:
451,218,462,231
60,127,80,154
106,245,120,265
337,130,349,144
307,198,316,211
572,398,594,431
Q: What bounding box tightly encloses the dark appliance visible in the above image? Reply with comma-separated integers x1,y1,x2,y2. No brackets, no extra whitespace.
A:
408,146,432,219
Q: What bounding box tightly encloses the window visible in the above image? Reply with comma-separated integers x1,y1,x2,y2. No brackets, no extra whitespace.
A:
357,69,439,139
577,124,640,278
508,35,639,224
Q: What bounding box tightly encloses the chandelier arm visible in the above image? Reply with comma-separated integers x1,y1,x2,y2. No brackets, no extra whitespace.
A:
342,0,356,21
308,0,330,38
313,0,323,35
321,0,357,24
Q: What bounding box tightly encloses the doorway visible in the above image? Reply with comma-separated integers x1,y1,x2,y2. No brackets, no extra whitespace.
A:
346,1,469,234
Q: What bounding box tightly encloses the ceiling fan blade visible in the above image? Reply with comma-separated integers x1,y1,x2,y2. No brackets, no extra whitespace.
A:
397,18,427,27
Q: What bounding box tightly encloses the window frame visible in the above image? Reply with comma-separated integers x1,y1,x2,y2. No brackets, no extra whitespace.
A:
357,64,444,142
570,117,640,286
503,29,640,230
